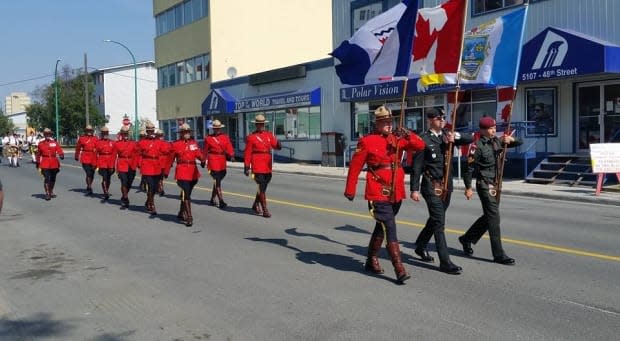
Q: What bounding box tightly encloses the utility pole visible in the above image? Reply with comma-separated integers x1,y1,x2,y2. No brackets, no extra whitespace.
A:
84,53,90,126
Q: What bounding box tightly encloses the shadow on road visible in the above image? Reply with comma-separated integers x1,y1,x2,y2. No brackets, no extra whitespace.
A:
92,330,137,341
0,312,75,339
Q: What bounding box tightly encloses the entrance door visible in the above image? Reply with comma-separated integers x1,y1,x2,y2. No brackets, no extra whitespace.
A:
578,82,620,150
603,84,620,143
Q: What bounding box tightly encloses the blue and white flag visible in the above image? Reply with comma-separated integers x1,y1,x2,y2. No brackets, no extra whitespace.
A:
331,0,419,85
460,7,527,87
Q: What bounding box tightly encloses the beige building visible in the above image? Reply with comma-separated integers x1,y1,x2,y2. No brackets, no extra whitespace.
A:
153,0,332,140
4,92,31,115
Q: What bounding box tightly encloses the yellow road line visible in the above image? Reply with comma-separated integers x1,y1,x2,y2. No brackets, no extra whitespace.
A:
63,163,620,262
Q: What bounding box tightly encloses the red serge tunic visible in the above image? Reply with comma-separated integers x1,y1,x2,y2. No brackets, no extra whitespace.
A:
158,140,173,177
114,140,138,172
345,132,425,202
243,131,282,174
95,138,117,169
137,138,164,176
75,135,98,165
204,133,234,172
172,139,205,181
37,139,64,169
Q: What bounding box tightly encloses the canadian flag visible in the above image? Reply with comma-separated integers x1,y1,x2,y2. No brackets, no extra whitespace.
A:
497,87,516,123
410,0,467,90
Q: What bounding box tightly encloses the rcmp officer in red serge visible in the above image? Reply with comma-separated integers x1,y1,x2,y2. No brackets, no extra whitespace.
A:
138,122,166,215
344,106,425,284
36,128,64,201
172,123,206,226
204,119,234,209
410,107,473,274
114,125,138,208
156,129,173,196
74,124,98,195
243,114,282,218
95,126,117,201
458,116,522,265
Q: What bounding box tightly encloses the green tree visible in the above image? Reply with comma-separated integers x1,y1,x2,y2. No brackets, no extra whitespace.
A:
0,107,15,135
26,65,103,140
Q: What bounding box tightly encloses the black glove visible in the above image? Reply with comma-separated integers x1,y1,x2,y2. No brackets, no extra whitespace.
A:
244,166,250,177
393,127,410,138
344,193,354,201
59,155,64,160
35,162,39,169
226,155,233,162
200,161,206,168
74,156,79,161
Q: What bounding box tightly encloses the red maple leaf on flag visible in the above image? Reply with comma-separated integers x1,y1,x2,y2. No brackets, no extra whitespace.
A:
501,103,512,122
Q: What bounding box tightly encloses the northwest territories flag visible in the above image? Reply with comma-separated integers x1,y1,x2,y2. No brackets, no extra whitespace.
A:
331,0,419,85
460,7,527,87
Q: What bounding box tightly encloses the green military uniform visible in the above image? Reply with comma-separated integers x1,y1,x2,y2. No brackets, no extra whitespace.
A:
460,133,522,264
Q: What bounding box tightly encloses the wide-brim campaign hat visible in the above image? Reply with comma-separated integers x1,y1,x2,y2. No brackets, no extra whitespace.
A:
179,123,192,131
119,125,130,133
100,126,110,133
85,124,93,130
374,106,392,121
251,114,269,123
43,128,52,134
145,121,155,130
139,129,147,136
212,119,225,128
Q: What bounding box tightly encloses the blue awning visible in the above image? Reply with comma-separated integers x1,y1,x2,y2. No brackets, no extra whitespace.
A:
201,88,236,115
233,88,321,113
519,27,620,82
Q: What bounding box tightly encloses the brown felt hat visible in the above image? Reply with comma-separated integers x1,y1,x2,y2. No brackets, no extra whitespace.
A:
374,106,392,121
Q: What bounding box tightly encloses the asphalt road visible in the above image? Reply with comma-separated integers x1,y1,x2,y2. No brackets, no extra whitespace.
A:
0,157,618,340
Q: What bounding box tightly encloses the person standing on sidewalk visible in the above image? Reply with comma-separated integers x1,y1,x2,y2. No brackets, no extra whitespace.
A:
95,126,117,201
36,128,64,201
409,107,474,275
75,125,98,195
458,116,522,265
114,126,138,209
344,106,425,284
172,123,206,226
204,119,234,209
243,114,282,218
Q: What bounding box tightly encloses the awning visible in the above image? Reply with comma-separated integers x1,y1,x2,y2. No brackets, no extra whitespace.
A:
234,88,321,113
201,88,236,115
519,27,620,82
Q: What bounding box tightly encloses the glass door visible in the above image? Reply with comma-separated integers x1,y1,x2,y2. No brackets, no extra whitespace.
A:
604,84,620,143
577,85,602,150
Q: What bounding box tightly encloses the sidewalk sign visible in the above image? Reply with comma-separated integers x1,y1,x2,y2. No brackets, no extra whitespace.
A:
589,143,620,195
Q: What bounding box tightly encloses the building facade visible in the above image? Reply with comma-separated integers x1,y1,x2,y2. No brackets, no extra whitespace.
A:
4,92,31,115
152,0,333,142
91,61,158,133
156,0,620,171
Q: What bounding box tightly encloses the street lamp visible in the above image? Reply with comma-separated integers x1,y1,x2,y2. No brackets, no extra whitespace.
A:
54,58,61,141
104,39,138,139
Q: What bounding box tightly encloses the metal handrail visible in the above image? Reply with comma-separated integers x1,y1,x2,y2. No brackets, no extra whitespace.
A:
279,145,295,159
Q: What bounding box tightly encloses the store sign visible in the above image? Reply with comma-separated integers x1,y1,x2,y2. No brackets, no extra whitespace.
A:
520,27,620,82
340,81,403,102
234,88,321,112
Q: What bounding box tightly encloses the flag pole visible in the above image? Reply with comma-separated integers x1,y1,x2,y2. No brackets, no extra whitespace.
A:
441,0,469,199
495,1,529,204
389,76,409,202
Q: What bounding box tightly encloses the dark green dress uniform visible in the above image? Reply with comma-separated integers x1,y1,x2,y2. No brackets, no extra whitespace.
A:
410,126,473,274
459,133,522,265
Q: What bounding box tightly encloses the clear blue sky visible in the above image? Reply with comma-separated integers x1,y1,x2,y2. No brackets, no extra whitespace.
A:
0,0,154,108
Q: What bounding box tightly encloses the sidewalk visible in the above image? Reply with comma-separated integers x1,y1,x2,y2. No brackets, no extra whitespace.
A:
228,161,620,206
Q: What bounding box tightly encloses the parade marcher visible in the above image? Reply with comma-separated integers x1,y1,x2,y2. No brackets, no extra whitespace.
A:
172,123,206,226
114,126,138,208
36,128,64,201
137,129,148,192
5,132,20,167
27,131,39,163
344,106,425,284
75,125,99,195
410,107,473,275
204,119,234,209
156,129,173,196
459,116,523,265
243,114,282,218
137,122,165,215
95,126,117,201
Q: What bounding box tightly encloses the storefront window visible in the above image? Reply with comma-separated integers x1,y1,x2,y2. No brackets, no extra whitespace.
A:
162,120,170,141
244,106,320,140
195,116,204,140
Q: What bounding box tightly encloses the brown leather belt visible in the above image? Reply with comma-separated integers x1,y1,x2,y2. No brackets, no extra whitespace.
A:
370,164,391,171
99,153,113,155
142,156,158,159
252,151,270,154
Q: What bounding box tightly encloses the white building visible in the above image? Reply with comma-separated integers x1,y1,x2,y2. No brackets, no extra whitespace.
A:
4,111,27,135
91,61,158,133
4,92,31,115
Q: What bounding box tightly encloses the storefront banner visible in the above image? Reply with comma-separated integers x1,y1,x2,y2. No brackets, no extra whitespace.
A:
520,27,620,82
234,88,321,113
201,88,237,115
339,79,490,102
